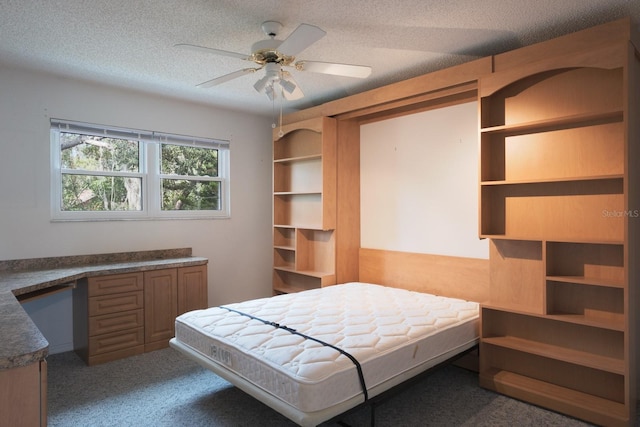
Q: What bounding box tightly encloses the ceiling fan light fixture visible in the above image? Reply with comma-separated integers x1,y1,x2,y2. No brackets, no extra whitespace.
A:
265,84,275,101
253,75,269,93
253,63,284,98
279,78,296,94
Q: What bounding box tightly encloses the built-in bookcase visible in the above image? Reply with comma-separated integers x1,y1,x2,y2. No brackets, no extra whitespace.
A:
272,117,337,294
478,22,639,427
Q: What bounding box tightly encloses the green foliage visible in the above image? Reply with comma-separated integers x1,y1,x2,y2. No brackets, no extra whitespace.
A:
61,175,141,211
59,134,220,212
161,144,218,176
161,180,220,210
60,133,140,211
60,133,139,172
160,144,220,211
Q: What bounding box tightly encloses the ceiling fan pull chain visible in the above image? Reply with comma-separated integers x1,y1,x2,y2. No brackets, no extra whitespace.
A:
271,94,277,130
278,85,285,138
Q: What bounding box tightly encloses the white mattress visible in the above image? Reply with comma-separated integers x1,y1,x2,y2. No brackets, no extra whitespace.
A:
174,282,479,416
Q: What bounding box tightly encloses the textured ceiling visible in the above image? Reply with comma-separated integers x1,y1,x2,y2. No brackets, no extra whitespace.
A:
1,1,639,117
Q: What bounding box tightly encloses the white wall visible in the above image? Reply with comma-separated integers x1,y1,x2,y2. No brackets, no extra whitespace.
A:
361,101,488,260
0,63,274,352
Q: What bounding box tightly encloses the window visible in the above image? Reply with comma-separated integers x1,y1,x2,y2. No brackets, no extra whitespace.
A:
51,119,230,220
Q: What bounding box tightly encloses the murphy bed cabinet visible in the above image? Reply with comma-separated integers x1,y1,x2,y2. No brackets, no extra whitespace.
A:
74,264,207,365
272,117,337,294
478,20,639,426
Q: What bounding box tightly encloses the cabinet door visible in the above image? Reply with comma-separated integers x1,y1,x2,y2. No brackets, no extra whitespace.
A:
143,269,177,346
177,265,208,315
0,360,45,427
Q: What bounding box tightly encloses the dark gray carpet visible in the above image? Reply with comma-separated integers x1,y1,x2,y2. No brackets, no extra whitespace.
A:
47,348,595,426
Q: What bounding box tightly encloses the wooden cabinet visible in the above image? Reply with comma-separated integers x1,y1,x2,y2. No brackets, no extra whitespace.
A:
144,269,178,352
0,360,46,426
177,265,209,315
79,272,145,366
478,20,639,427
273,117,337,294
74,264,207,365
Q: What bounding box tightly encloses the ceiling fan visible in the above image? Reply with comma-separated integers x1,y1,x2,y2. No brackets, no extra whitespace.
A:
176,21,372,101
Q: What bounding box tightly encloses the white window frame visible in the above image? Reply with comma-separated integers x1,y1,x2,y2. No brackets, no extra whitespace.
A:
50,119,230,221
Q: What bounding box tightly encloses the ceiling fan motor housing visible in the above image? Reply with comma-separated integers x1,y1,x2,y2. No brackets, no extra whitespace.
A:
251,39,294,65
261,21,282,38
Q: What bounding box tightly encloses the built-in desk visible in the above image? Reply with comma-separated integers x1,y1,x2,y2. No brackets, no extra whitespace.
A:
0,248,208,427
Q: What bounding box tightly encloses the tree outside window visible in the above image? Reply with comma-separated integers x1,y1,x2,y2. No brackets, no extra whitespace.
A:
51,120,230,220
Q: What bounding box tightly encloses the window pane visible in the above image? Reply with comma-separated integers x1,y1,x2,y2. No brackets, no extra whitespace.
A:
61,174,142,211
161,144,218,177
161,179,220,210
60,133,139,172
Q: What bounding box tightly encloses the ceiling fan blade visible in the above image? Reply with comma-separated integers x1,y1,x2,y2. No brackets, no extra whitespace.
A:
174,43,250,60
197,68,258,88
296,60,372,78
277,24,326,56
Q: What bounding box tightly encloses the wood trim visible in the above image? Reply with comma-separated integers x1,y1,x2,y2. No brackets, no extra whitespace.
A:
481,43,628,98
626,39,640,408
359,248,489,303
273,116,326,140
493,18,632,72
283,57,492,124
335,119,360,283
339,84,477,124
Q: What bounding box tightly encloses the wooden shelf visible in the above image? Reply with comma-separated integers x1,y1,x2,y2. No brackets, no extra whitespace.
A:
480,114,623,184
480,181,624,241
273,266,334,279
480,109,623,135
478,22,637,426
482,303,624,331
273,224,329,231
546,275,624,288
543,313,624,332
479,369,628,426
481,174,624,186
272,117,337,294
482,238,625,247
274,191,322,196
483,336,624,374
273,154,322,164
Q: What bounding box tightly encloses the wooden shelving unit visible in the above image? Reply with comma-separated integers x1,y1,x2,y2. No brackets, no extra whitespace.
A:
272,117,337,294
479,20,639,427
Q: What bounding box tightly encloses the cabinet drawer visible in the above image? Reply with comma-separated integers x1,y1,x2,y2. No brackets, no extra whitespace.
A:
89,291,143,316
88,273,144,297
89,327,144,356
89,309,144,336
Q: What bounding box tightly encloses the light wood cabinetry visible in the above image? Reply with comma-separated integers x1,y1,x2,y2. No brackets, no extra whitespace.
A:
478,21,639,426
177,265,209,315
0,360,46,426
273,117,337,294
144,269,178,352
77,272,145,366
74,264,207,365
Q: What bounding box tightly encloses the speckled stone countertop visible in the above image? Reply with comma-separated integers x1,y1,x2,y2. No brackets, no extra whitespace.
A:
0,248,207,370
